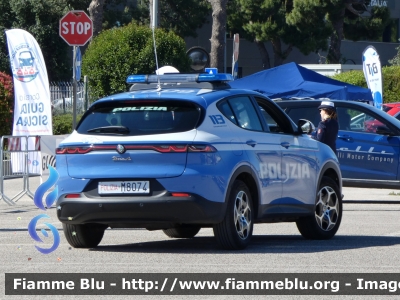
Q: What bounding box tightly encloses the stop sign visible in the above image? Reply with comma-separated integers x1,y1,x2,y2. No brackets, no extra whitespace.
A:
59,11,93,46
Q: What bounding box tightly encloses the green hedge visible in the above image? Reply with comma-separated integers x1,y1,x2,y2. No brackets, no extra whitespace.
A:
52,114,82,135
331,66,400,104
82,23,191,101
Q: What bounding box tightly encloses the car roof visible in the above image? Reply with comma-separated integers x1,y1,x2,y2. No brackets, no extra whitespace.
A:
92,73,267,109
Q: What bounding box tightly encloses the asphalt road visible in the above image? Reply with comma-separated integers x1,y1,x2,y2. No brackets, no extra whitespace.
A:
1,176,400,299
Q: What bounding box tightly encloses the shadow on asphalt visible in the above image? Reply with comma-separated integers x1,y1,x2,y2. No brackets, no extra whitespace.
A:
89,234,400,254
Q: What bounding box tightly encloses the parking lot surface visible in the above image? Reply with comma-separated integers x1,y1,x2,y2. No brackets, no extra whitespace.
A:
1,176,400,299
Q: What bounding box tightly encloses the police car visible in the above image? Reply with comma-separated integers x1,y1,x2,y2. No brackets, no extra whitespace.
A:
55,71,342,250
275,99,400,189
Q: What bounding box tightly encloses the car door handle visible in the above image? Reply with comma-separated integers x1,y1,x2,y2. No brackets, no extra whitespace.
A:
280,142,290,149
338,135,353,141
246,140,257,147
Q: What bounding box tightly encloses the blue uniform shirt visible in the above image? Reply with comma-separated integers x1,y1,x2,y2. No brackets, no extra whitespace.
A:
313,118,339,155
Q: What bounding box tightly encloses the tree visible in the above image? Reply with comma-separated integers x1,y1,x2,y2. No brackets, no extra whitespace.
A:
326,0,390,63
92,0,210,39
89,0,106,37
208,0,228,71
82,23,190,100
227,0,331,68
389,43,400,66
0,72,13,136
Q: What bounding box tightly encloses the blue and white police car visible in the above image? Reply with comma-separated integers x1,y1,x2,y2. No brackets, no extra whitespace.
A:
55,72,342,250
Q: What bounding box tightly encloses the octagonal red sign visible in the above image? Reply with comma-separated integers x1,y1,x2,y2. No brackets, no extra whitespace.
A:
59,11,93,46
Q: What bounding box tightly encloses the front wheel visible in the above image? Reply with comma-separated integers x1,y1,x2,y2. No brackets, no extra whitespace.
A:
63,223,107,248
213,180,253,250
296,176,342,239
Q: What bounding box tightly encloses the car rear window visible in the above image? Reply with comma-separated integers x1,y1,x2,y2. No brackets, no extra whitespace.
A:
76,100,201,135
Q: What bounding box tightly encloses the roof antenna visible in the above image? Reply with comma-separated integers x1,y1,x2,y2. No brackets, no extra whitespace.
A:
151,27,161,91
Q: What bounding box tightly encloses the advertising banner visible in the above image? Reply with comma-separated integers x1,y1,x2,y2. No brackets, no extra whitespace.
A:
6,29,53,174
362,45,383,109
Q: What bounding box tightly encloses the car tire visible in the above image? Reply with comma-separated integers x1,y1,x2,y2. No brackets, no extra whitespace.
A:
296,176,342,240
213,180,253,250
62,223,107,248
162,225,201,238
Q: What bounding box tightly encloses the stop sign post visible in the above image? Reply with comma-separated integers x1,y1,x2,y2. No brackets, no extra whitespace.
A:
60,10,92,129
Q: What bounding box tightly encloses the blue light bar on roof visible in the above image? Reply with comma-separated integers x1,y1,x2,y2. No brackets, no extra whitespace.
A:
126,73,233,84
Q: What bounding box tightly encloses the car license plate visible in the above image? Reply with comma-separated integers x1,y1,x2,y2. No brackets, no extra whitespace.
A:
98,181,150,194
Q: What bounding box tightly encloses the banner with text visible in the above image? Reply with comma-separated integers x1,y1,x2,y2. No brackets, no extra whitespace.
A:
6,29,53,174
6,28,53,135
362,45,383,109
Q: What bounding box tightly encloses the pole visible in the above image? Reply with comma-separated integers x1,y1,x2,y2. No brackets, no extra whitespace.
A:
152,0,158,28
224,33,226,73
84,75,88,111
72,46,77,129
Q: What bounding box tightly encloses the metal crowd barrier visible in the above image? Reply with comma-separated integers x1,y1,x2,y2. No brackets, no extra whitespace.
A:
0,135,41,205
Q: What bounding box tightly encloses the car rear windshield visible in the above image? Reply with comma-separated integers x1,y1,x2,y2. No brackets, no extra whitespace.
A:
76,100,202,136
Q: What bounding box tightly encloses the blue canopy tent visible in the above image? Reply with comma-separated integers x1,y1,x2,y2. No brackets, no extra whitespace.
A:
229,62,373,102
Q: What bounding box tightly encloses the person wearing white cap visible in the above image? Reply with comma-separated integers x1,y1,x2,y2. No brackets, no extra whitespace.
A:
312,101,339,155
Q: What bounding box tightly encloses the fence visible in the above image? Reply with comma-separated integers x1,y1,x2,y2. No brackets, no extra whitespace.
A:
0,135,41,205
50,80,89,115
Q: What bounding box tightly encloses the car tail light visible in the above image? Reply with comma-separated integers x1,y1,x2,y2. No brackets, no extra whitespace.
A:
188,145,217,152
56,147,94,154
56,144,217,154
65,194,81,198
171,193,190,197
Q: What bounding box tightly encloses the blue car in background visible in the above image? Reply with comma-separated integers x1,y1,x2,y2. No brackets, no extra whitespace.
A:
55,72,342,250
276,99,400,189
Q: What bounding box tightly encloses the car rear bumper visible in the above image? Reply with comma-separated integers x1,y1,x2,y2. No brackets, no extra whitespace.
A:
56,194,226,229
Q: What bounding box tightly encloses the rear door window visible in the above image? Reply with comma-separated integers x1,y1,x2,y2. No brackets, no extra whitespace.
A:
77,100,201,135
218,96,263,131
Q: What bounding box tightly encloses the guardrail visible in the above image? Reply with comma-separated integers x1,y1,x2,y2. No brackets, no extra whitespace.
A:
0,135,41,205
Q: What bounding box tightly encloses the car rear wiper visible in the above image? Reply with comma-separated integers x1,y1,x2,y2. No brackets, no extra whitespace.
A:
87,126,130,134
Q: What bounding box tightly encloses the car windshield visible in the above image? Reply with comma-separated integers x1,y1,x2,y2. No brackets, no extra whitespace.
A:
77,100,201,136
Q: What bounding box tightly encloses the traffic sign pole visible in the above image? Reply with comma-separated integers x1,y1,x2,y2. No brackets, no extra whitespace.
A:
59,10,92,129
72,46,77,129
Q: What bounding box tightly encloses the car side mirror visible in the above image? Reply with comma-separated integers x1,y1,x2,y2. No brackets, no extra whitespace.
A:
297,119,315,134
376,125,393,136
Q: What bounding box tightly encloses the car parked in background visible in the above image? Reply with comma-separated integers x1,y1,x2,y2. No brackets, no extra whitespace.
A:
275,99,400,189
383,102,400,119
52,91,85,113
363,102,400,132
55,72,342,250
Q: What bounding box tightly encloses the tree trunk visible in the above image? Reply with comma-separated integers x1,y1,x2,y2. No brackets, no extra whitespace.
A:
208,0,228,72
270,38,292,67
88,0,106,37
327,7,345,64
254,41,270,69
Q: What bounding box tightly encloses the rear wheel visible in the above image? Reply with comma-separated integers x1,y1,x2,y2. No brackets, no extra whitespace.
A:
162,225,201,238
296,176,342,239
213,180,253,250
63,223,107,248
